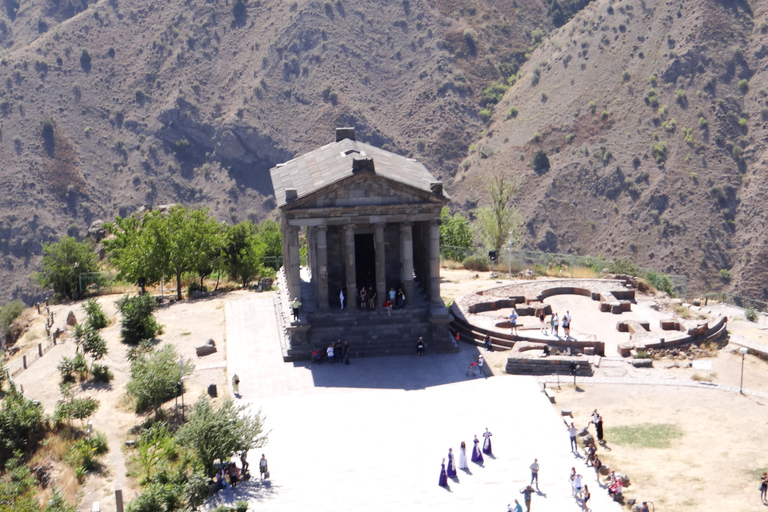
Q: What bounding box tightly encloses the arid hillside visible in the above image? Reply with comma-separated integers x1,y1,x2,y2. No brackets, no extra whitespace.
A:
454,0,768,297
0,0,560,302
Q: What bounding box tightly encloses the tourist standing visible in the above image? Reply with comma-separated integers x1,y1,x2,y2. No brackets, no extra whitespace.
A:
529,459,539,489
389,287,396,305
569,467,576,496
553,313,560,337
549,313,556,336
478,355,486,378
582,484,590,511
761,472,768,502
342,340,350,365
594,413,604,442
259,454,268,480
438,458,448,487
397,287,405,308
240,451,249,475
458,441,468,469
446,448,457,478
509,307,519,335
482,428,493,455
359,287,367,310
471,435,484,463
416,337,425,356
568,422,578,453
232,373,240,398
574,473,583,499
539,309,546,333
291,297,302,321
564,310,572,338
367,285,376,310
326,344,334,364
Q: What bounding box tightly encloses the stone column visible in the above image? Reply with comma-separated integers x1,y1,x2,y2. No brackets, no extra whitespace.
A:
429,220,441,306
374,223,386,309
344,225,357,310
316,225,329,311
400,221,414,308
287,226,301,303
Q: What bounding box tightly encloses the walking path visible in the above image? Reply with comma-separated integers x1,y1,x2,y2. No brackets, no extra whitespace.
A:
208,293,623,512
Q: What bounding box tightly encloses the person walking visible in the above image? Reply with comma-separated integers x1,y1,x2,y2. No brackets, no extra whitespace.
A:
477,355,486,378
520,485,534,512
563,310,572,339
259,454,268,480
438,458,448,487
232,373,240,398
539,309,546,334
582,484,590,511
529,459,540,489
482,428,493,455
291,297,302,321
471,435,484,464
240,451,249,476
342,340,350,365
569,467,576,496
458,441,468,469
761,472,768,502
446,448,457,478
568,422,578,453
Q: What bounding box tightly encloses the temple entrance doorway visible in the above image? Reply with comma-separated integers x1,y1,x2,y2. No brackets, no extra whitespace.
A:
354,233,376,292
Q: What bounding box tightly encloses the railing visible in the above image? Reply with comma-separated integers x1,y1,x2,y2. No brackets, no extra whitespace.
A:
5,332,59,378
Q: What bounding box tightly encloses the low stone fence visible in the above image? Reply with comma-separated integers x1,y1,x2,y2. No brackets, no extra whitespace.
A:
505,354,593,376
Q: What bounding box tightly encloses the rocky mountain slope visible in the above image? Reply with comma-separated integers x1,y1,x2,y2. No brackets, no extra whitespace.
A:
0,0,553,302
454,0,768,298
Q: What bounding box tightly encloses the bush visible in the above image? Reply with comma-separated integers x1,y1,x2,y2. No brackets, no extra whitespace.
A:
675,89,687,102
482,83,509,106
651,142,668,164
0,299,25,336
232,0,246,20
92,364,114,382
80,49,91,70
187,282,208,298
738,78,749,93
84,298,108,329
745,307,758,322
529,149,550,173
506,106,518,119
478,109,492,122
608,258,641,276
126,345,193,417
0,389,46,463
117,295,161,344
462,255,489,272
587,101,596,113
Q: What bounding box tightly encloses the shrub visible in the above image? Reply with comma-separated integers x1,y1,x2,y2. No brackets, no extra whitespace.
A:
482,83,509,105
601,110,609,120
649,74,657,85
0,389,46,463
80,49,91,71
719,269,731,281
587,101,596,113
506,106,518,119
462,255,489,272
675,89,687,102
529,149,550,173
532,132,541,142
478,109,492,122
0,299,25,336
92,364,114,382
745,307,758,322
232,0,246,20
620,70,630,83
732,145,743,158
651,142,668,164
187,282,209,298
565,133,575,144
646,88,659,107
738,118,748,130
116,295,161,345
84,298,108,329
738,78,749,93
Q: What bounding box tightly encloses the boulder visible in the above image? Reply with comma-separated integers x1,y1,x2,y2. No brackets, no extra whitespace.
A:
87,220,107,241
615,472,631,485
632,358,653,368
581,433,595,447
66,311,77,326
207,384,218,397
196,339,217,357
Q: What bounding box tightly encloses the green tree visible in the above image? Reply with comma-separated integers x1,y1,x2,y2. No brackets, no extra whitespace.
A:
223,221,266,287
116,295,161,345
176,397,267,476
256,219,283,270
72,323,107,373
474,175,523,255
135,423,176,482
34,237,98,301
126,345,194,418
106,206,221,301
83,298,108,329
0,388,45,463
54,383,99,427
529,149,550,173
439,206,473,261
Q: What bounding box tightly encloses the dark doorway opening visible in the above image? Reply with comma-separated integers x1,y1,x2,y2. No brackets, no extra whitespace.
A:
355,233,375,292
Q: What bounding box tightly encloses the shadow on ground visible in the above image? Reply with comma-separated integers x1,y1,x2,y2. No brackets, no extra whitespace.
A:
204,478,281,510
294,344,484,391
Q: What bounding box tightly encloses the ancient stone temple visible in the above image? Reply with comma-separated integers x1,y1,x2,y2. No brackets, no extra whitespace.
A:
270,128,457,360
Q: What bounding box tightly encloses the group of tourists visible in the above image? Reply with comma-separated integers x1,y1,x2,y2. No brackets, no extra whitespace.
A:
537,309,573,339
438,429,494,487
340,285,406,311
213,453,269,495
313,340,351,365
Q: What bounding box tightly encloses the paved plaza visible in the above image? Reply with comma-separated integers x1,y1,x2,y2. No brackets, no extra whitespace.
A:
208,294,623,511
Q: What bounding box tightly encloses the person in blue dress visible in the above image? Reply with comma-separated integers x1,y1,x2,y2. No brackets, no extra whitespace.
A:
438,458,448,487
447,448,457,478
471,435,484,463
482,428,493,455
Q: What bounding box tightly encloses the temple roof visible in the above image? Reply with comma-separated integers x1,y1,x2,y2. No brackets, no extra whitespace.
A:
270,135,447,208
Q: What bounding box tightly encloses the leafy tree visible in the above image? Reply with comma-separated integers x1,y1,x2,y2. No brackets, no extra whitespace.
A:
256,219,283,270
126,345,194,418
83,298,108,329
34,237,98,301
116,295,161,345
72,323,107,373
223,221,265,287
54,382,99,427
106,206,221,301
0,388,45,463
135,423,176,482
474,175,524,255
439,206,473,261
176,397,267,476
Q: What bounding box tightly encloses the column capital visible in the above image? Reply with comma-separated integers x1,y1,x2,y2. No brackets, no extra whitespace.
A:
374,222,386,229
316,224,328,232
401,221,414,229
343,224,357,231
